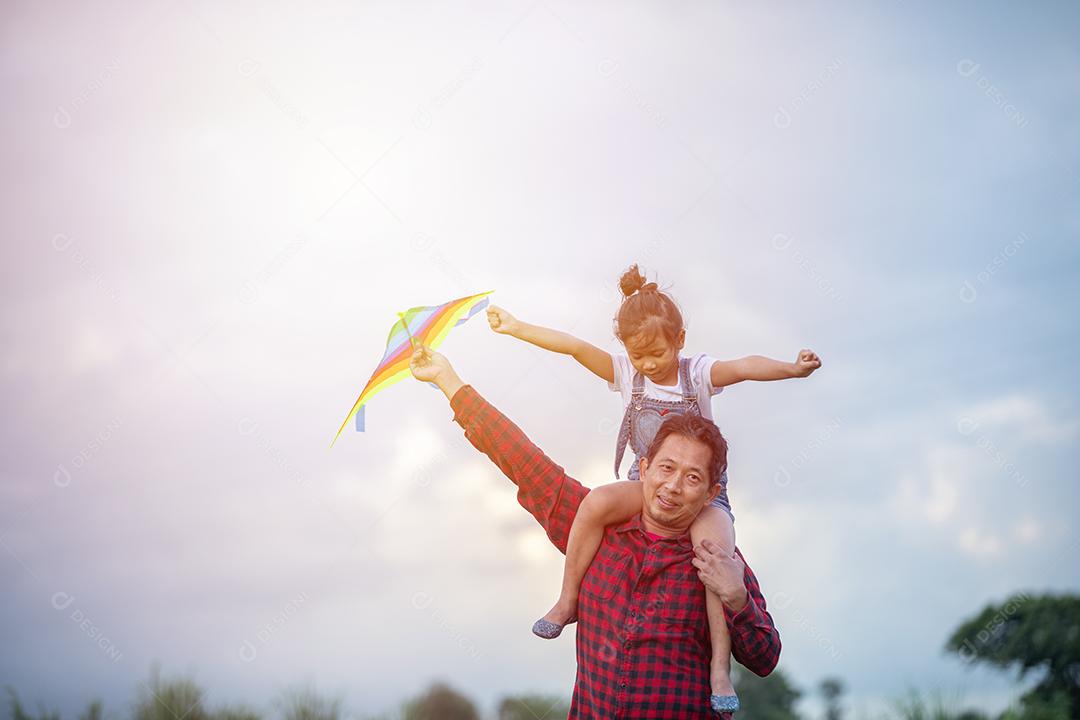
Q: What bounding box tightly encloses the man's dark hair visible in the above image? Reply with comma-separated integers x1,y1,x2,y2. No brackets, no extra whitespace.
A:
643,413,728,485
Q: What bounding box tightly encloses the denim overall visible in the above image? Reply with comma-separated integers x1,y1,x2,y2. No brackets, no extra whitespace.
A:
613,356,733,520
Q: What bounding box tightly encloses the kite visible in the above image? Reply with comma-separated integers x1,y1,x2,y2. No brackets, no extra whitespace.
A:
330,290,493,447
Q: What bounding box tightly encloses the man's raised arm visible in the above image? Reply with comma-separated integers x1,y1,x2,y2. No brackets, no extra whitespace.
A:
409,346,588,554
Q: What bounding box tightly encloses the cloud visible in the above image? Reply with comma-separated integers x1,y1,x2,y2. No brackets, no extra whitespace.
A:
887,391,1074,560
889,444,968,526
958,393,1077,445
958,526,1004,560
1012,515,1042,544
1,2,1078,718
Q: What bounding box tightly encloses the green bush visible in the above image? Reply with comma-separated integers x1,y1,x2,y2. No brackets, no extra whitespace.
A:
133,670,209,720
496,693,571,720
273,689,339,720
5,688,59,720
404,683,477,720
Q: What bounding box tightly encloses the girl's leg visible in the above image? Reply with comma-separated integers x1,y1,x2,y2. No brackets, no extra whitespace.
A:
535,481,644,635
689,505,738,706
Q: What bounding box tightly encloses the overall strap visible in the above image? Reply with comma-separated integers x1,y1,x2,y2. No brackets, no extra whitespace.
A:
612,401,635,479
631,366,645,402
615,364,646,478
678,356,698,404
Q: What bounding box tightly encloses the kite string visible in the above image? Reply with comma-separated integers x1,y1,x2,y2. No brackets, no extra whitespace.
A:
398,312,419,351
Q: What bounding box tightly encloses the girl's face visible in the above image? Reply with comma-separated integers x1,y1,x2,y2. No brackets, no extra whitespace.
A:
624,328,685,386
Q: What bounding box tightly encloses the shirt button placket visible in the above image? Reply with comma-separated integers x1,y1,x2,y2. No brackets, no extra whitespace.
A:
620,557,645,713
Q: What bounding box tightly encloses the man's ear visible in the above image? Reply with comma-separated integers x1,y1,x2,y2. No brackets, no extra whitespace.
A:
638,456,649,476
706,481,720,503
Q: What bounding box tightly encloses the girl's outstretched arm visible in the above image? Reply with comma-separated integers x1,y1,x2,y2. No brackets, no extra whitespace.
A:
710,349,821,389
488,305,615,383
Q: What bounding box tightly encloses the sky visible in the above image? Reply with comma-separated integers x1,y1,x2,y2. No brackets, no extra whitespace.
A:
2,0,1079,718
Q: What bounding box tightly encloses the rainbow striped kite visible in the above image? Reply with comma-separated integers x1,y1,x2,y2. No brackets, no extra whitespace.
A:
331,290,493,447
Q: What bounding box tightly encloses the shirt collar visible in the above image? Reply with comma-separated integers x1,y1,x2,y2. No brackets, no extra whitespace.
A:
615,513,693,546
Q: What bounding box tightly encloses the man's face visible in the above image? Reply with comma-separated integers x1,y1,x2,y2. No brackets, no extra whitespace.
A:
638,434,719,535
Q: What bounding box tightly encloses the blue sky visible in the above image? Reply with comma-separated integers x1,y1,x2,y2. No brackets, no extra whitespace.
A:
2,1,1078,718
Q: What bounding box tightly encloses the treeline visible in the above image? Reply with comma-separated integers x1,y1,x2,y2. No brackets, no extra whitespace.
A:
3,672,570,720
5,592,1077,720
4,667,1066,720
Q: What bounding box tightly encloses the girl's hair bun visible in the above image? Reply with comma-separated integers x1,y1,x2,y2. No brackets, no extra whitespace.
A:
618,263,648,298
612,263,684,345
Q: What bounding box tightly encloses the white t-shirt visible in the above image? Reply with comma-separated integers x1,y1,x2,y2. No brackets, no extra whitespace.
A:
607,352,723,420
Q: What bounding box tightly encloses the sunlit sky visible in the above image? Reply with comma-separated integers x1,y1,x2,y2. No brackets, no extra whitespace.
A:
2,1,1078,718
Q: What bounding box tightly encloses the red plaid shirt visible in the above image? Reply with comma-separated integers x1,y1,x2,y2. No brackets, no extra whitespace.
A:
450,385,781,719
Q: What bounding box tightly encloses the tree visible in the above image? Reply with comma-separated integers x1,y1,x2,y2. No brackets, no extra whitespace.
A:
496,694,571,720
996,689,1071,720
945,593,1080,718
732,666,802,720
399,683,478,720
133,670,209,720
212,707,262,720
819,677,844,720
890,689,977,720
273,688,340,720
76,701,104,720
4,688,59,720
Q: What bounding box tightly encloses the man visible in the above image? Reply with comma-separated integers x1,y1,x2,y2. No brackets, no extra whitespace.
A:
409,346,780,719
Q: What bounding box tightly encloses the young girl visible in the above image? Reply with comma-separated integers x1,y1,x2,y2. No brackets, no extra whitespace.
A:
487,264,821,715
